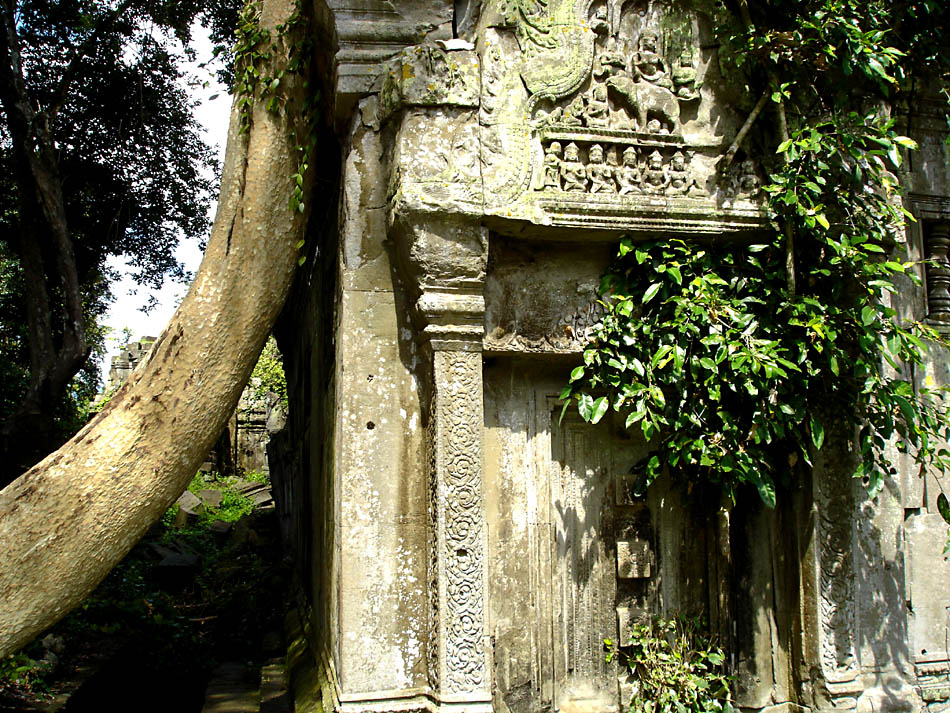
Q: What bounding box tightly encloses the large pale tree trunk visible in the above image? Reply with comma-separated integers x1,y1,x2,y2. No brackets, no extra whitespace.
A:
0,0,314,657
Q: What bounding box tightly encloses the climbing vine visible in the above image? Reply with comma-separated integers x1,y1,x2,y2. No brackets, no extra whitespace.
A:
562,0,950,516
232,0,318,256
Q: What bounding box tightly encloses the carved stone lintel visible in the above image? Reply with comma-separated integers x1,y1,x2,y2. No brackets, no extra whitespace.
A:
926,222,950,322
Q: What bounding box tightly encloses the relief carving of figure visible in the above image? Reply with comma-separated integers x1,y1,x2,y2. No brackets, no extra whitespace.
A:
560,142,588,192
646,117,669,135
590,4,609,35
617,146,642,195
541,141,562,190
631,30,672,89
737,159,761,196
588,144,616,193
667,150,698,195
584,84,611,127
606,74,680,132
594,36,627,80
481,45,504,116
600,27,682,132
562,95,586,126
672,50,700,100
643,149,670,194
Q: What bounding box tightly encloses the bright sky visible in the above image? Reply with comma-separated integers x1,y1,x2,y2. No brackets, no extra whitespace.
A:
98,28,231,372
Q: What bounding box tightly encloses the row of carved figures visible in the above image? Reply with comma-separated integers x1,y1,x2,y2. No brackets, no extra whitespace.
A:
537,141,704,196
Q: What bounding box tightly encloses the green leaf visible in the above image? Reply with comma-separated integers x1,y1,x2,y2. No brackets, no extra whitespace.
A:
861,305,877,326
643,282,662,304
755,473,777,508
938,493,950,526
626,408,646,428
810,416,825,450
570,366,586,382
577,393,594,421
591,396,609,424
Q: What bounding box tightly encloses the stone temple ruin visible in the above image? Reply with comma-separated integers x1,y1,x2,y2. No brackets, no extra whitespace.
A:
103,338,284,476
265,1,950,712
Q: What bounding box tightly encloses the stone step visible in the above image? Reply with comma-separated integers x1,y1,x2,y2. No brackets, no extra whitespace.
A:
199,658,292,713
259,659,291,713
200,662,260,713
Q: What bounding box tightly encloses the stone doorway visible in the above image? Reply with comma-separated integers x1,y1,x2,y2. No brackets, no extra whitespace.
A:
484,360,648,713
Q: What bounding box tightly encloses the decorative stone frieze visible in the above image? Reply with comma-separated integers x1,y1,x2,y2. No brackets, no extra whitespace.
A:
379,0,771,235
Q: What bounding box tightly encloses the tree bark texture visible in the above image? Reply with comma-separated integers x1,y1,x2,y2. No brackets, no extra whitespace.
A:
0,0,314,657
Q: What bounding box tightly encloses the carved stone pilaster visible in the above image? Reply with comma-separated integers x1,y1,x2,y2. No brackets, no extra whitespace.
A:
811,452,861,710
926,222,950,322
396,215,491,710
429,347,490,700
816,473,858,683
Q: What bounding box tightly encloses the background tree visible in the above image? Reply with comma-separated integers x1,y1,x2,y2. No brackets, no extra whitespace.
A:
0,0,239,482
0,0,317,657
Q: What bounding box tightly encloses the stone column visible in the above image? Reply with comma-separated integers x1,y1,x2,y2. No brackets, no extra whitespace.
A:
926,221,950,322
398,216,492,711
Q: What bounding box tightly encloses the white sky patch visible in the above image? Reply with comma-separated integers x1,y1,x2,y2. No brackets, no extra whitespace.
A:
98,25,231,373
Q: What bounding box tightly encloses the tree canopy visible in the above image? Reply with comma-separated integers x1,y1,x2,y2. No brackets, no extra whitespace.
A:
0,0,238,482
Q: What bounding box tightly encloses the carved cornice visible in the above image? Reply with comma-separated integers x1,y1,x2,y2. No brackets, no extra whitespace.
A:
315,0,455,123
910,193,950,222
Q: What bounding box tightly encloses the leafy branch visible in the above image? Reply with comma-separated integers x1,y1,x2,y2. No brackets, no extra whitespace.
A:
606,616,732,713
563,1,950,512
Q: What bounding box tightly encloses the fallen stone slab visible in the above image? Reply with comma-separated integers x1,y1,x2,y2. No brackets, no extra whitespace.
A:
199,488,224,508
176,489,205,513
209,519,233,535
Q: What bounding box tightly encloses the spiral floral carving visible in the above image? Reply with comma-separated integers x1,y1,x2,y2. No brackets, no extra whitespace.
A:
432,350,487,693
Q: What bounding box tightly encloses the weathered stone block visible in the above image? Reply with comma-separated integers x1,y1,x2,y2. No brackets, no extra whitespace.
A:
616,539,651,579
199,489,223,508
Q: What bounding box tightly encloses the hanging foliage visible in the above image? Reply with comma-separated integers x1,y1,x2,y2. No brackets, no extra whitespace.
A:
561,0,950,507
